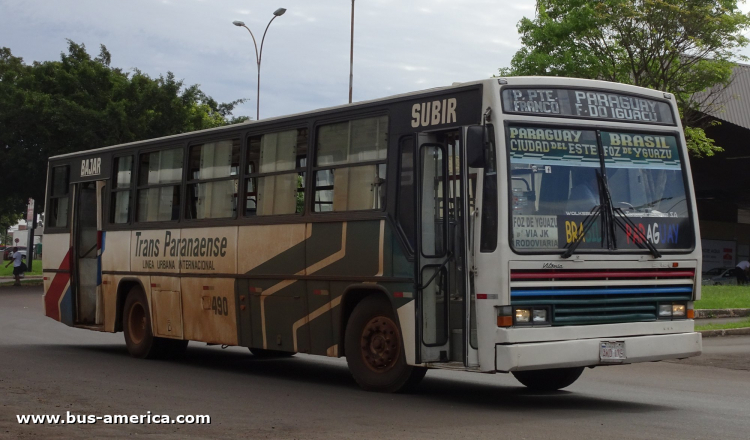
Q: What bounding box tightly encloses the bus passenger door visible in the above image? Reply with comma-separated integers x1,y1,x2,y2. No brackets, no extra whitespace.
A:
415,131,471,365
416,134,450,363
72,180,105,326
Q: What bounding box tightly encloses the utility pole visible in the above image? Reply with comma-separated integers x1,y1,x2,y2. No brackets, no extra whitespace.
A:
349,0,355,103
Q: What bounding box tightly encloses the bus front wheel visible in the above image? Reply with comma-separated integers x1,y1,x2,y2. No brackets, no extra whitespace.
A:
345,296,427,393
122,286,187,359
511,367,584,391
249,348,296,358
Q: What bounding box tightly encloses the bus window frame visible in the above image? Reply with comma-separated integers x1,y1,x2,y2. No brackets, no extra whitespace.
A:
109,154,135,226
503,121,697,256
499,85,678,128
184,137,241,222
242,126,309,219
133,143,187,226
45,164,72,232
395,135,417,257
309,111,390,216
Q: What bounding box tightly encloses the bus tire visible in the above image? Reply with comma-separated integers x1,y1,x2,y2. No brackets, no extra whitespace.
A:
345,295,420,393
511,367,584,391
249,348,296,358
123,286,187,359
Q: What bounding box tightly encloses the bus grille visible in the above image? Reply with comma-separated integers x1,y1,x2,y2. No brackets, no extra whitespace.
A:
510,269,695,326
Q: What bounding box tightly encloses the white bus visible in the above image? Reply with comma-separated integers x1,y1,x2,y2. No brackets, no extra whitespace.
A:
43,76,701,392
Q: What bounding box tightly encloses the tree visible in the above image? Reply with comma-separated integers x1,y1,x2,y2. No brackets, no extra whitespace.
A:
0,212,22,246
499,0,750,157
0,41,249,218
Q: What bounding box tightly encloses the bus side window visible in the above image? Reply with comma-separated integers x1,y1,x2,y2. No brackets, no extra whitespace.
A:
245,128,307,216
479,126,497,252
111,156,133,224
313,115,388,212
185,139,240,220
136,147,183,222
397,136,416,251
48,165,70,228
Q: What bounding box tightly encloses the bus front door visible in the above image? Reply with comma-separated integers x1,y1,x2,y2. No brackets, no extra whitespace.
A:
72,180,105,326
416,131,469,364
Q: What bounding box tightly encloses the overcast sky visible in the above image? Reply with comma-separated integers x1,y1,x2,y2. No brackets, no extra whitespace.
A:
2,0,750,121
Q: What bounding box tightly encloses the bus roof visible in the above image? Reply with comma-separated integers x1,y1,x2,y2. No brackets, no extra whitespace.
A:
48,76,669,160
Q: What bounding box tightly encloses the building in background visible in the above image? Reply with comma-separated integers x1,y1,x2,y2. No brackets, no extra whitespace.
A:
690,62,750,272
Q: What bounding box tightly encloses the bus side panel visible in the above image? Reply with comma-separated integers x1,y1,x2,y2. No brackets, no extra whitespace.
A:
180,226,238,345
101,230,130,332
43,232,74,326
182,277,237,345
237,223,307,350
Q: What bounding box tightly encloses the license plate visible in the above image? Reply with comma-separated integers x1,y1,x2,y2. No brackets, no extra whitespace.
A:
599,341,626,363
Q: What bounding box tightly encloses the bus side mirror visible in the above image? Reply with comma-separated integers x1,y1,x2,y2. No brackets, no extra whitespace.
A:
466,125,487,168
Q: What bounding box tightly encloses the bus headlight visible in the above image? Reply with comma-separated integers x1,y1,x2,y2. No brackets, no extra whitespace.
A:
672,304,686,317
515,308,531,323
658,304,672,317
658,303,687,318
533,309,548,322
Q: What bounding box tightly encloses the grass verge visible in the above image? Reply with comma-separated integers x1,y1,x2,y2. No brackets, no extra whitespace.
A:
696,318,750,331
0,259,43,277
696,285,750,310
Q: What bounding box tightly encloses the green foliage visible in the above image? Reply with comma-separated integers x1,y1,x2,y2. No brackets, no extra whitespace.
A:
0,41,249,216
684,122,723,157
500,0,750,157
0,211,23,246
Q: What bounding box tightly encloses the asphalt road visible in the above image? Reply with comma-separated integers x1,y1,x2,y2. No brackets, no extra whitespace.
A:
2,285,750,440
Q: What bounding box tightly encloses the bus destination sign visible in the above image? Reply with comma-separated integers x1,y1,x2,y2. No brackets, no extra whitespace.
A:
501,88,675,125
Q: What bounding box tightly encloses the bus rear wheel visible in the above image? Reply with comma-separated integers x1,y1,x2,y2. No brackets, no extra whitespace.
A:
345,296,426,393
122,286,187,359
512,367,584,391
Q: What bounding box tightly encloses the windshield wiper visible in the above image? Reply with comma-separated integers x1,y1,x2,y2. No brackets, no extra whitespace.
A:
561,205,602,259
562,172,662,259
598,172,662,259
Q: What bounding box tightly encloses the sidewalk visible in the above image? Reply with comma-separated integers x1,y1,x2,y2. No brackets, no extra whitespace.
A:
0,276,43,285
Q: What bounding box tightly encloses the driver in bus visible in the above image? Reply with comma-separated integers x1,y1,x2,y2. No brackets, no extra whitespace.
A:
566,168,600,213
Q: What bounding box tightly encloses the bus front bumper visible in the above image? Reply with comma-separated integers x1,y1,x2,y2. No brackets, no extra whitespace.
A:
495,331,702,372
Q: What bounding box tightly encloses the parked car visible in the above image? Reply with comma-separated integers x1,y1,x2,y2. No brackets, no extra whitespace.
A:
702,267,731,277
701,268,738,286
2,246,26,260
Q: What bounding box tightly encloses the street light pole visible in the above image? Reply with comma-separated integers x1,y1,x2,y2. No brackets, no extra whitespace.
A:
233,7,287,121
349,0,355,104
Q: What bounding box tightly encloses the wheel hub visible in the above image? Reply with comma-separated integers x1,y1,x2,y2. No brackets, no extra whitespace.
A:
128,303,146,344
360,316,400,372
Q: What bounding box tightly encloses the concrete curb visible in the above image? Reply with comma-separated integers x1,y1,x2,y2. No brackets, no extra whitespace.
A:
700,327,750,337
695,308,750,319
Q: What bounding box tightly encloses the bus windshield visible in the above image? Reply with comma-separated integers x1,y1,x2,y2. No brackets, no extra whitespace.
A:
508,125,693,252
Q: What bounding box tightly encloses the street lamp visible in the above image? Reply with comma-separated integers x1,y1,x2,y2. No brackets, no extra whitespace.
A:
233,7,287,120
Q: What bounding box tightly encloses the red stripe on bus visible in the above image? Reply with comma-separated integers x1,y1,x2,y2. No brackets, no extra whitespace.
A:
45,248,72,321
476,293,488,299
511,270,695,280
393,292,403,298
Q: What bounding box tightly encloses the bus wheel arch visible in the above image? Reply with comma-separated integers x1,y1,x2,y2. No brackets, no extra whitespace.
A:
115,278,146,333
121,283,187,359
338,285,393,358
342,290,426,393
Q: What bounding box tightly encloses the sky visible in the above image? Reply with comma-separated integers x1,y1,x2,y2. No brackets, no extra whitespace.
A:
2,0,750,121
